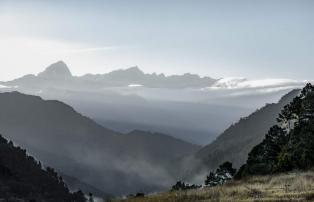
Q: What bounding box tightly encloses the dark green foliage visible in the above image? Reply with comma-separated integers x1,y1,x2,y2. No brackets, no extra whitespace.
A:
205,161,236,186
135,193,145,197
126,193,145,199
88,193,94,202
245,125,287,175
171,181,201,191
205,172,219,186
0,134,86,202
239,83,314,177
217,161,237,176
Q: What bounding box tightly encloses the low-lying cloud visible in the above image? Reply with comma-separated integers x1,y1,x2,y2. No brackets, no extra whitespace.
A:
211,78,307,90
204,78,308,97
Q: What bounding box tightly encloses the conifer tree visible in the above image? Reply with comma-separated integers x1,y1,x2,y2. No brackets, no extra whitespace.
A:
238,83,314,177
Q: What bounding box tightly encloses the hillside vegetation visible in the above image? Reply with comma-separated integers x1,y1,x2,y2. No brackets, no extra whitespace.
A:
112,84,314,202
0,134,85,202
112,170,314,202
238,83,314,177
194,89,300,173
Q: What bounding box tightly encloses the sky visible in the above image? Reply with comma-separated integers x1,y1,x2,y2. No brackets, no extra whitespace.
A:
0,0,313,81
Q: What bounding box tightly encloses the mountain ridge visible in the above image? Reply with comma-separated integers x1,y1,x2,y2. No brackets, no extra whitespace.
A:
38,60,73,79
0,134,85,201
3,61,217,89
186,89,301,179
0,91,200,195
0,61,305,147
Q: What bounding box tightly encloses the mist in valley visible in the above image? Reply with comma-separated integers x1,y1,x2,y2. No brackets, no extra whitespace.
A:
0,61,308,197
0,1,313,200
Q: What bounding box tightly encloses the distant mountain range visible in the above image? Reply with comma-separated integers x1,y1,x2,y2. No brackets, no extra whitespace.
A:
1,61,306,91
0,91,200,195
0,61,308,197
0,61,305,146
3,60,217,89
0,61,260,145
0,62,306,146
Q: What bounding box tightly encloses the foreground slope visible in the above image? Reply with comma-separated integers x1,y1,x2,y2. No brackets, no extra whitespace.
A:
0,91,200,195
0,134,85,202
113,171,314,202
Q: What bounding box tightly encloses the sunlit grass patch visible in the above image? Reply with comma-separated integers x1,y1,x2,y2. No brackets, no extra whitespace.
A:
111,170,314,202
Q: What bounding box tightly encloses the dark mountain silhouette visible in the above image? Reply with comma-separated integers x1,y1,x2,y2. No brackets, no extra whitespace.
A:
189,89,301,176
62,174,111,199
0,91,200,195
0,134,85,202
98,120,219,145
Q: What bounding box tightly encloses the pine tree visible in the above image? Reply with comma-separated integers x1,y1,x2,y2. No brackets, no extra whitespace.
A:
205,162,236,186
238,83,314,177
88,193,94,202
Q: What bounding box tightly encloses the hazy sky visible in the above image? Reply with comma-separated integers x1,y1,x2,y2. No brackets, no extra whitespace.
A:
0,0,313,81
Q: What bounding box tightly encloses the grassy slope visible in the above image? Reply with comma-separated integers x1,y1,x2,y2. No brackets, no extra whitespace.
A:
112,171,314,202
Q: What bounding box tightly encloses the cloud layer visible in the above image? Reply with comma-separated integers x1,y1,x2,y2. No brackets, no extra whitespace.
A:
211,78,307,89
205,78,308,96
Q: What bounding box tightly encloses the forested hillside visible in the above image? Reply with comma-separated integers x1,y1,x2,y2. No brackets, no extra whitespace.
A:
0,134,85,201
0,91,200,195
114,84,314,202
192,89,300,174
238,83,314,177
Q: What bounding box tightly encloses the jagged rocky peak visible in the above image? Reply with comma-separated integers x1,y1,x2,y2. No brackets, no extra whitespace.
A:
107,66,145,78
123,66,144,74
125,66,141,71
38,61,73,79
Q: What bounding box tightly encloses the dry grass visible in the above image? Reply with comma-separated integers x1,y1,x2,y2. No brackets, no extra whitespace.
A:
110,170,314,202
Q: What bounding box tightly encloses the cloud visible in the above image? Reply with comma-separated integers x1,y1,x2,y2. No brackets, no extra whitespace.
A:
0,85,10,88
0,36,122,56
128,84,144,88
210,78,307,90
200,78,310,97
45,46,122,54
